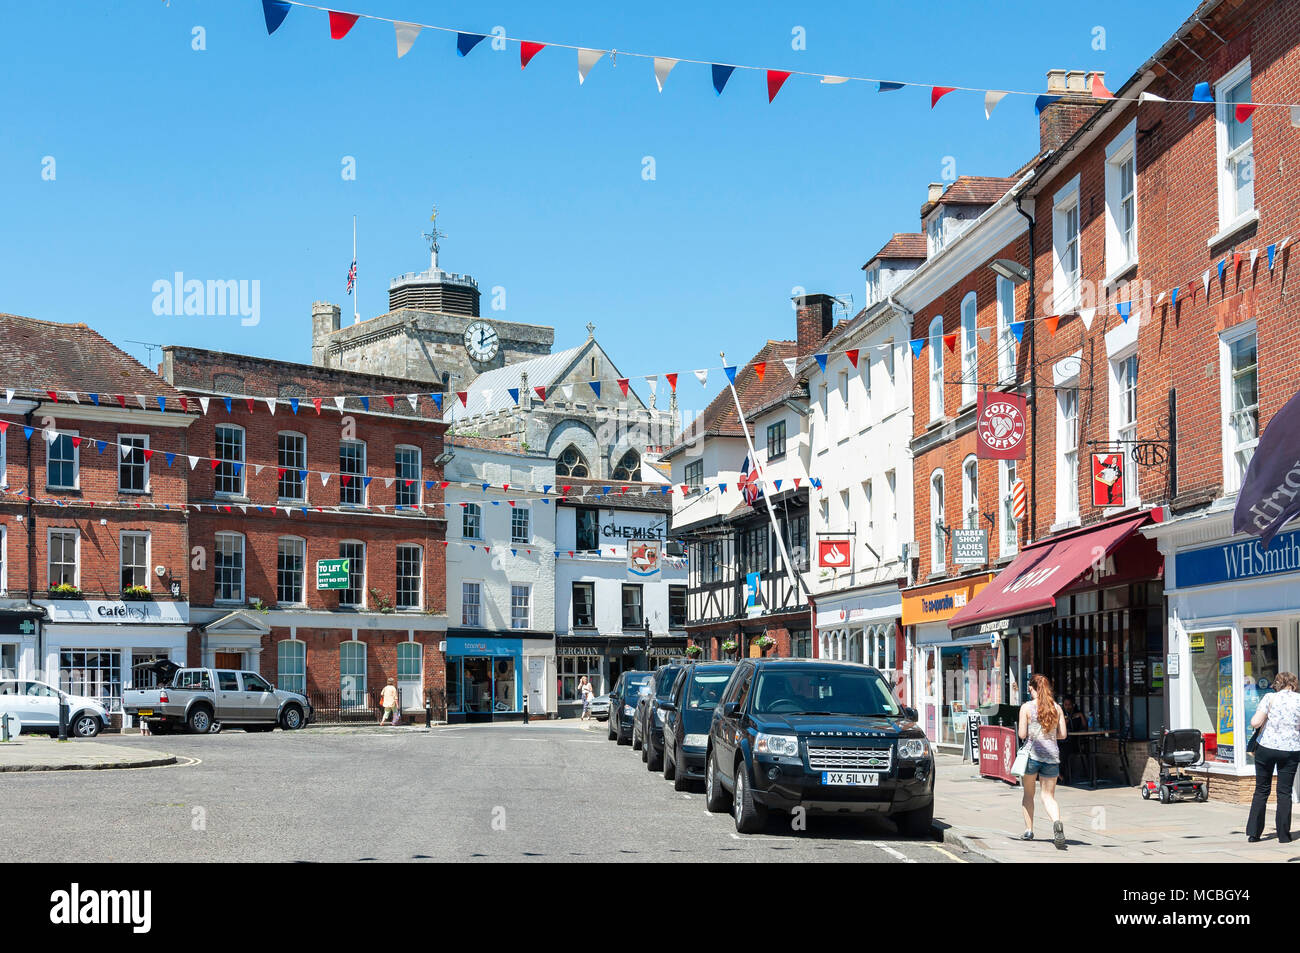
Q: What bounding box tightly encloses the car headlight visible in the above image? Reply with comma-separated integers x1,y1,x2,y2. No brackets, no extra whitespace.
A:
898,737,930,759
623,705,635,716
684,733,708,748
654,708,666,724
754,733,800,757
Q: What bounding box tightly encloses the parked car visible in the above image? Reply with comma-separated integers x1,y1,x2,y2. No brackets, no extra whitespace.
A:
704,659,934,835
589,693,610,721
122,659,312,734
607,670,652,744
0,679,110,738
633,663,684,770
661,661,735,790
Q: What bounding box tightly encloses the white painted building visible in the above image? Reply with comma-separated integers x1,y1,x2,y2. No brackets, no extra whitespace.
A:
443,437,557,721
554,478,686,715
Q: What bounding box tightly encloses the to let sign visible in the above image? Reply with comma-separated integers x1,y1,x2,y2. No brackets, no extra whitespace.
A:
952,528,988,566
317,559,351,590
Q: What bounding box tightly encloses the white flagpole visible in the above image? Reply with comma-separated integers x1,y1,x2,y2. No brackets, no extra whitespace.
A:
352,215,359,324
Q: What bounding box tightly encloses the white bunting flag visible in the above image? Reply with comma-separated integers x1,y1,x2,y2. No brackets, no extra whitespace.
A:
694,368,708,387
394,21,421,58
385,477,395,488
984,90,1009,119
1139,92,1167,102
1202,269,1212,296
282,507,292,518
137,395,148,410
237,505,247,514
1155,292,1166,306
264,398,276,415
1079,307,1096,330
120,441,132,458
653,57,678,92
1281,236,1292,253
406,394,419,411
782,358,797,377
645,375,658,397
320,472,331,486
188,455,199,470
821,75,849,85
43,427,56,443
4,390,13,404
254,464,264,476
198,396,210,414
65,391,79,403
562,383,574,401
1250,248,1260,269
977,326,992,343
333,396,346,413
578,48,605,85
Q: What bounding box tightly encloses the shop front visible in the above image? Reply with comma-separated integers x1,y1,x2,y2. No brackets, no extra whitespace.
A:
1145,509,1300,800
814,579,907,703
902,574,995,748
36,598,190,728
445,633,553,723
949,513,1164,776
0,608,44,680
555,635,651,718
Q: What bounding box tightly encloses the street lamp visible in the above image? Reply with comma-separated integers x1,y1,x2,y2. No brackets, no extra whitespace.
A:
990,259,1030,284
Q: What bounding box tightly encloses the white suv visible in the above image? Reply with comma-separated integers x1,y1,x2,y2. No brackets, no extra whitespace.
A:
0,679,111,738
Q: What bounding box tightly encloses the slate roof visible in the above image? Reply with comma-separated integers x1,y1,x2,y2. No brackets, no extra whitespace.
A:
0,313,187,402
555,476,673,512
444,343,589,422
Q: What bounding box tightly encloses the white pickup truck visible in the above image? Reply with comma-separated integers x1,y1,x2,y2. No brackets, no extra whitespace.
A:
122,659,312,734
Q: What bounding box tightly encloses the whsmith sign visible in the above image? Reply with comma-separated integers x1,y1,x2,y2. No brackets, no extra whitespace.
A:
1175,529,1300,588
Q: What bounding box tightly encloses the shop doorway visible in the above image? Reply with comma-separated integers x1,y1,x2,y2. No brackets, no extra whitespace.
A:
215,652,242,669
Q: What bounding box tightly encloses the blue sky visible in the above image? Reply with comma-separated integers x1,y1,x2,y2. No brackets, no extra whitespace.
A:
2,0,1184,410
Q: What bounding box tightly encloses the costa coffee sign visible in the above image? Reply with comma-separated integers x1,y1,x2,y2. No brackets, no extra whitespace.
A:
976,392,1027,460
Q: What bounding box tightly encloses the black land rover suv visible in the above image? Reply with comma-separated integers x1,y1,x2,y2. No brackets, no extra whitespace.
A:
705,658,934,835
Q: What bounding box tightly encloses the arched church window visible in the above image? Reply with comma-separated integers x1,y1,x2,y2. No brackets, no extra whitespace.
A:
612,450,641,482
557,445,590,478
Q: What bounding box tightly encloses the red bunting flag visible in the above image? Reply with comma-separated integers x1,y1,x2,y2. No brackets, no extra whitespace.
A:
0,422,8,434
943,332,958,352
1236,103,1258,123
846,349,859,368
384,395,395,409
116,395,127,408
341,475,352,486
277,467,286,478
245,397,255,412
457,391,468,407
521,41,545,68
143,449,154,462
753,362,767,381
534,386,547,401
1091,73,1114,99
931,86,956,108
562,486,571,495
1233,251,1242,271
329,11,359,40
312,397,323,415
617,378,629,396
767,70,792,103
210,459,221,470
1044,315,1061,336
439,481,449,489
46,390,58,402
179,396,189,413
71,437,82,448
666,373,678,393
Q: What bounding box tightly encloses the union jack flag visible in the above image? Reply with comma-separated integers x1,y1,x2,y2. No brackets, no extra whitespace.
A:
738,454,763,507
346,259,357,295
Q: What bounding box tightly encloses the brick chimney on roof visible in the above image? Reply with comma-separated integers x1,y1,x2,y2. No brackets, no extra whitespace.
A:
794,293,836,353
1039,69,1105,153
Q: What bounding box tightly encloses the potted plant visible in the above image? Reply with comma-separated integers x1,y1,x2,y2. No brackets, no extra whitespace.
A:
47,583,82,599
685,645,703,659
756,634,776,654
121,584,153,601
721,638,738,658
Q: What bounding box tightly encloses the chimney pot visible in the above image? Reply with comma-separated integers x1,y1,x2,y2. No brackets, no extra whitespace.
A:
927,182,945,203
1066,70,1088,93
1046,69,1067,94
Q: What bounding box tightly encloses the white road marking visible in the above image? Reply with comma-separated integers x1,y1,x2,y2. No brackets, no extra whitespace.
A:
862,841,915,862
729,833,741,840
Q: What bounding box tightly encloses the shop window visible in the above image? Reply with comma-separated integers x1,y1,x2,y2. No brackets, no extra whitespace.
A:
1188,630,1236,764
576,507,600,551
494,659,517,711
572,582,595,628
340,641,366,708
277,536,305,605
395,446,421,506
560,655,602,701
277,433,306,501
1243,626,1280,766
999,459,1019,557
59,649,122,712
277,640,306,694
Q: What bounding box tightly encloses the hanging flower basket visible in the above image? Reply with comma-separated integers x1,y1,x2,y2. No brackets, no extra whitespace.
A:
685,645,703,658
756,635,776,652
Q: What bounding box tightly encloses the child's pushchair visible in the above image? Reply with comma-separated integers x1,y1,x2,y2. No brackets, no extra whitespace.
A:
1140,729,1208,803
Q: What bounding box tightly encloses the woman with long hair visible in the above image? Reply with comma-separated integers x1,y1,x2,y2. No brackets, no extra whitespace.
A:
1246,671,1300,843
1018,672,1069,849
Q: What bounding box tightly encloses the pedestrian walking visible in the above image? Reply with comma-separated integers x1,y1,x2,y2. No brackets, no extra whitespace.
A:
1018,673,1068,850
579,675,594,722
1246,671,1300,843
380,678,399,726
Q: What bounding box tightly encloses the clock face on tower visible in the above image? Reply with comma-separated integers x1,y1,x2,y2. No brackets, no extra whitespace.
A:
463,320,500,363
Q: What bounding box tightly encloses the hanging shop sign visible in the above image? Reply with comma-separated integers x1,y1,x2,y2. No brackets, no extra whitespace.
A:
818,538,851,568
975,392,1028,460
952,528,989,566
627,541,662,577
1092,452,1125,507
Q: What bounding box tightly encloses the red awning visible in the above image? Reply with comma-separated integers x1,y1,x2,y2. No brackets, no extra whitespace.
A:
947,515,1148,632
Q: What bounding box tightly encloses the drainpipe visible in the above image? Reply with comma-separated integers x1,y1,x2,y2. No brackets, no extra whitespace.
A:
1014,197,1038,544
24,405,38,676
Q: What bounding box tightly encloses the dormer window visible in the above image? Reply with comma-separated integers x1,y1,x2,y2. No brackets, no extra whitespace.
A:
926,214,945,256
864,264,882,307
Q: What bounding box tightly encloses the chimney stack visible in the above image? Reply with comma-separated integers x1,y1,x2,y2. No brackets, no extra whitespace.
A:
928,182,945,203
1039,68,1105,153
794,293,836,354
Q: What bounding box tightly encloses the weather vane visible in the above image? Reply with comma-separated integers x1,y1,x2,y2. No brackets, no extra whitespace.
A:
422,205,447,263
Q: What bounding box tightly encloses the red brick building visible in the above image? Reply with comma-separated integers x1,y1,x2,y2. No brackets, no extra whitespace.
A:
0,314,195,719
159,346,449,717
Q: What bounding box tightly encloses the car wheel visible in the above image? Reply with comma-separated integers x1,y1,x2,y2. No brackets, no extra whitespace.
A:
672,752,690,791
705,749,731,813
663,745,675,781
280,705,304,730
72,713,101,738
733,759,768,833
607,719,616,741
187,705,214,735
647,735,662,772
894,800,935,838
632,721,643,752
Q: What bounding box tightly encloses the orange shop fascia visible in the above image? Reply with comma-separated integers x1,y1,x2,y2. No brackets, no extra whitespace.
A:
902,574,994,629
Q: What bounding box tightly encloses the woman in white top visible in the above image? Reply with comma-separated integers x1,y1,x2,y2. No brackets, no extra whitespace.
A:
1246,671,1300,843
579,676,594,721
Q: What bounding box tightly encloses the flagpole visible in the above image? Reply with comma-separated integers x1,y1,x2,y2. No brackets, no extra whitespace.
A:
352,215,359,324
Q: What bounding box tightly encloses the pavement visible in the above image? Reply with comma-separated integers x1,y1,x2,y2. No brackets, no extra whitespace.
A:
932,751,1295,862
0,737,177,772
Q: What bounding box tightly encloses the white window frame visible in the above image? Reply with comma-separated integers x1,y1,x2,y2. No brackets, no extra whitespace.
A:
396,543,423,610
339,640,367,707
1055,384,1080,526
930,469,946,572
1051,175,1082,314
960,292,978,407
277,431,307,503
214,531,245,604
996,275,1018,384
1214,57,1257,239
0,429,6,489
0,526,6,595
395,445,422,506
214,424,245,498
47,429,80,491
884,469,897,558
276,535,307,606
928,315,945,422
1104,119,1139,282
462,502,483,539
961,455,979,529
865,264,882,307
119,530,150,591
118,434,150,494
338,540,365,607
511,583,531,630
511,506,531,544
462,580,482,627
998,459,1019,558
1220,319,1259,495
1109,348,1141,509
47,527,80,589
339,440,367,506
277,639,306,694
